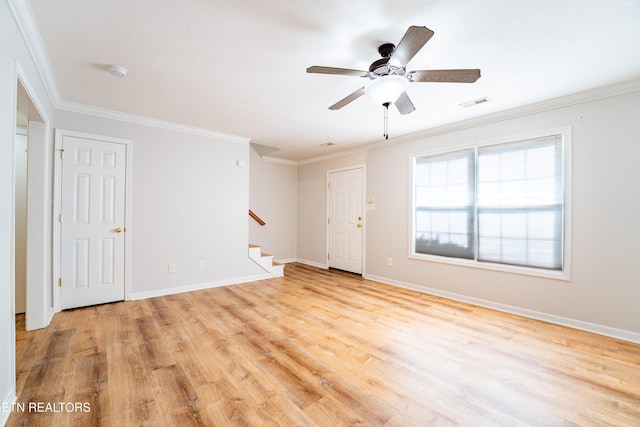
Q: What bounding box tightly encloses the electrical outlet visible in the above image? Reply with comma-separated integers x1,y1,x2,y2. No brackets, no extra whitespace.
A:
387,258,392,266
199,260,205,270
168,264,176,273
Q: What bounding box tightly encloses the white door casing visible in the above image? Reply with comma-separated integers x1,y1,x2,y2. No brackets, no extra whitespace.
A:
60,135,127,309
328,167,364,274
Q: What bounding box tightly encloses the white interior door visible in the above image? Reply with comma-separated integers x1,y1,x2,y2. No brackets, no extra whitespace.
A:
328,167,364,274
60,135,126,309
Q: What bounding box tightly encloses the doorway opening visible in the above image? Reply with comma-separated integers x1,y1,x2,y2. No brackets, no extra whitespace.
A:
14,72,52,337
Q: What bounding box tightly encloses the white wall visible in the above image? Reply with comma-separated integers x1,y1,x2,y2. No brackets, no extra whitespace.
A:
297,152,367,266
1,0,55,422
249,146,297,261
54,110,265,298
297,89,640,338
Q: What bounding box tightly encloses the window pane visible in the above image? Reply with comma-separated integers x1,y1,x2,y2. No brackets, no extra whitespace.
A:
528,211,556,240
528,239,561,270
502,212,527,238
477,136,563,270
415,149,475,259
499,150,525,180
526,145,556,178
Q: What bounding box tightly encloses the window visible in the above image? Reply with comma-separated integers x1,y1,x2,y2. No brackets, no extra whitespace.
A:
411,132,567,277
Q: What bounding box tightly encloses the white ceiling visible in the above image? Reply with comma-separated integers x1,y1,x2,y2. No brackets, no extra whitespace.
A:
27,0,640,161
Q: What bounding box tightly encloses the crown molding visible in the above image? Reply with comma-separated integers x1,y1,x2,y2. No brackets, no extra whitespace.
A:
10,0,250,144
390,77,640,146
296,145,370,166
260,156,298,166
57,100,251,144
296,78,640,166
10,0,640,160
7,0,60,107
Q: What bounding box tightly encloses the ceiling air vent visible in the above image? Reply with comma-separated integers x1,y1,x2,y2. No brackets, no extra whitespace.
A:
459,97,489,108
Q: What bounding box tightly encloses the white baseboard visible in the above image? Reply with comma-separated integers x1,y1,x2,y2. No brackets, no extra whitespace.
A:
129,273,272,301
1,387,16,426
275,258,297,264
296,258,328,270
364,273,640,344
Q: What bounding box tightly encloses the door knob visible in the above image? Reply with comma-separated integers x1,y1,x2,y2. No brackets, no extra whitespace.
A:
357,223,362,228
115,227,123,233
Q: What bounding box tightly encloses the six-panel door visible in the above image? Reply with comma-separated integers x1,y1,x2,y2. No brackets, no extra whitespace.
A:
60,136,126,309
328,168,363,274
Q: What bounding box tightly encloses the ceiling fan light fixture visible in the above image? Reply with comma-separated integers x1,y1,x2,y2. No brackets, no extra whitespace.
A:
364,75,409,106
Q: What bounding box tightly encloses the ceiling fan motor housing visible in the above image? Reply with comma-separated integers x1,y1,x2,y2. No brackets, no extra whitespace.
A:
369,43,406,77
369,58,390,73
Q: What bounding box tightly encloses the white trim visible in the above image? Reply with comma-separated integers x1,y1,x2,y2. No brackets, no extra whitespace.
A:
275,258,297,264
46,306,54,325
8,0,251,146
261,156,297,166
296,259,329,270
297,79,640,166
53,129,133,311
0,387,17,426
129,274,271,301
124,141,133,301
52,134,62,313
363,273,640,344
7,62,18,421
56,100,251,145
7,0,60,107
409,126,571,159
16,62,53,332
8,0,640,166
390,79,640,146
408,126,572,281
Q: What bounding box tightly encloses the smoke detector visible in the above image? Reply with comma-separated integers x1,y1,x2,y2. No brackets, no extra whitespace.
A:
106,64,127,77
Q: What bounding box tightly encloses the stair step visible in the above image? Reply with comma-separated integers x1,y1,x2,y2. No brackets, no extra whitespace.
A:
248,244,285,277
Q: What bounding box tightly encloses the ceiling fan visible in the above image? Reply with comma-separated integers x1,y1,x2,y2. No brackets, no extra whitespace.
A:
307,26,481,138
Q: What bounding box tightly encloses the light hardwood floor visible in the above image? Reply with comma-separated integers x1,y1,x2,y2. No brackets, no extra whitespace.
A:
8,263,640,426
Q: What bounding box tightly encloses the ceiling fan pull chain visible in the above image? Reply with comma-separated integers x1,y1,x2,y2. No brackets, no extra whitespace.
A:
383,102,389,140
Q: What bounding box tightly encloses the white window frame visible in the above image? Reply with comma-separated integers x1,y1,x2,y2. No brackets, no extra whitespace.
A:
409,127,572,281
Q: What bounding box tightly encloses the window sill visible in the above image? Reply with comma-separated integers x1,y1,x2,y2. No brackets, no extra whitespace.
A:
408,252,571,281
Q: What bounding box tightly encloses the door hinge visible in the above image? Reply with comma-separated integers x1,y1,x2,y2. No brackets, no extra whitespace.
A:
58,277,63,287
327,217,330,225
59,213,63,223
327,253,330,260
59,149,65,159
327,182,330,189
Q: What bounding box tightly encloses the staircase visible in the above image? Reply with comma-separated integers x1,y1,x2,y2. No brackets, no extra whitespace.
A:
249,244,285,277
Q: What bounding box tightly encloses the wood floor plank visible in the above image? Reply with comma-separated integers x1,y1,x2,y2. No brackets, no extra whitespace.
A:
8,262,640,426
